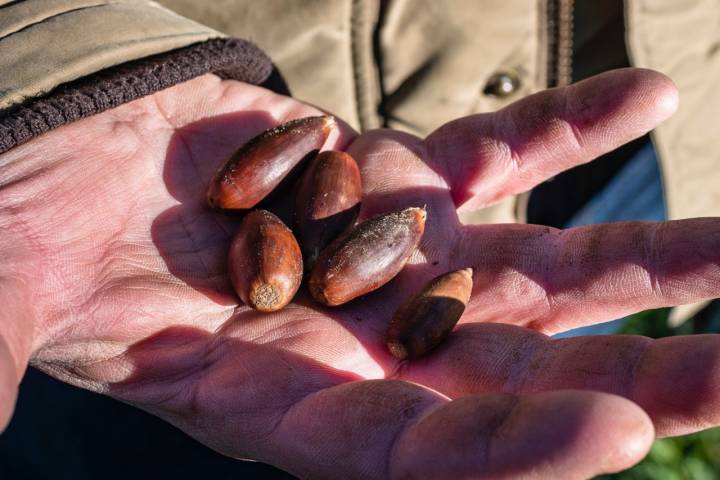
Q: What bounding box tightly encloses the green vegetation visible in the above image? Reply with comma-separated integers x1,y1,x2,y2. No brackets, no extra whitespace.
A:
610,429,720,480
599,306,720,479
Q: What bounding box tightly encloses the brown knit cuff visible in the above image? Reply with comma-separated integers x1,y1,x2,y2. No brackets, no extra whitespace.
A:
0,38,289,155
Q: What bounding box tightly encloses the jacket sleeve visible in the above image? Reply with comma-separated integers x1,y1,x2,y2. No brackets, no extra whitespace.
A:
0,0,288,155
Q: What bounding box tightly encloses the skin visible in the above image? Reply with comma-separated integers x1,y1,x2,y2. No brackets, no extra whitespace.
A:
1,68,719,479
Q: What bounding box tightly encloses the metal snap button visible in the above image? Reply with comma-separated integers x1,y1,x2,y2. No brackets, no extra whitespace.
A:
483,72,520,98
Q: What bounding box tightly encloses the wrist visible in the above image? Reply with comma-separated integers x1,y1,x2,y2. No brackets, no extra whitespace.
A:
0,178,41,364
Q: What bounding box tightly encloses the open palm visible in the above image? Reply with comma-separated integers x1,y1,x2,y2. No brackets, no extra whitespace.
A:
2,69,720,479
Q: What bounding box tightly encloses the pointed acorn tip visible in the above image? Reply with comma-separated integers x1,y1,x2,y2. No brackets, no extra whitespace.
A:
415,205,428,222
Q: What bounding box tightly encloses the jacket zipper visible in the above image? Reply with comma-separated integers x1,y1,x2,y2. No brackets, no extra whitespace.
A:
546,0,574,87
350,0,381,131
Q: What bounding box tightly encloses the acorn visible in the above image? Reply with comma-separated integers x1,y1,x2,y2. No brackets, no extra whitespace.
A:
386,268,474,360
309,207,426,306
294,150,363,269
228,210,303,312
208,116,334,211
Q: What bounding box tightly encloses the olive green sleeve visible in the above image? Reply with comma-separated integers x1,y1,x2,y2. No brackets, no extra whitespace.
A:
0,0,285,154
0,0,226,110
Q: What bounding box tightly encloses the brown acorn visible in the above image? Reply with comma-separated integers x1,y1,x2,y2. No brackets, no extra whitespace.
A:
228,210,303,312
386,268,474,360
308,207,426,306
208,116,335,211
294,150,363,269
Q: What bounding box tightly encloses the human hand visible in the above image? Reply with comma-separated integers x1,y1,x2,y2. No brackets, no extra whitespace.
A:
1,68,719,479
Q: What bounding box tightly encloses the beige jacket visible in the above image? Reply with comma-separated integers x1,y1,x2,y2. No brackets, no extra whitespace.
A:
1,0,718,320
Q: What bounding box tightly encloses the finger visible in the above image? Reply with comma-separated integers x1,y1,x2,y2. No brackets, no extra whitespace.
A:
267,380,652,479
457,218,720,333
400,323,720,437
425,68,678,210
